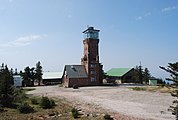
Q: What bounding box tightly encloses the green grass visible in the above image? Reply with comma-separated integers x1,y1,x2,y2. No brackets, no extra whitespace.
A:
131,86,177,93
131,87,147,91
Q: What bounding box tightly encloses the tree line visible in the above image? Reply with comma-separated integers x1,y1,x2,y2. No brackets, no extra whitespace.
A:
19,61,43,87
0,61,43,109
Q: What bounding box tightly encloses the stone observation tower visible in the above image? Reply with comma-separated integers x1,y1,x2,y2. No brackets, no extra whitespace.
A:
81,27,103,85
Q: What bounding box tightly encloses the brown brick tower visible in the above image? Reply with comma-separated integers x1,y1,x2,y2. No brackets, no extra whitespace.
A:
81,27,103,85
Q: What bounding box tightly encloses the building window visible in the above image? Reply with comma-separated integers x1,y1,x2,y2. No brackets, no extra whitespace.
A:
90,64,96,68
91,70,96,74
91,77,96,82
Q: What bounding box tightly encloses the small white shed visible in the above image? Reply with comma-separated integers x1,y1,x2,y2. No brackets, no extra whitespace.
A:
149,79,158,86
13,75,23,87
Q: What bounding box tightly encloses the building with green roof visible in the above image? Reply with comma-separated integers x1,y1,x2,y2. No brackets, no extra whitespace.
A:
106,68,135,83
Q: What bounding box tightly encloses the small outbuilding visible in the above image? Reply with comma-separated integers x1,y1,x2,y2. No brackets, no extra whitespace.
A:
106,68,135,83
42,72,63,85
149,77,158,86
13,75,23,87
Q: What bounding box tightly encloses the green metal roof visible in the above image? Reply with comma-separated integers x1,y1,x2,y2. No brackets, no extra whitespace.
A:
106,68,133,77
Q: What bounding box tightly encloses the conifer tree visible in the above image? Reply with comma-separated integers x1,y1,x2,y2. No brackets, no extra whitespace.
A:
35,61,43,86
160,62,178,119
0,64,14,107
143,68,151,84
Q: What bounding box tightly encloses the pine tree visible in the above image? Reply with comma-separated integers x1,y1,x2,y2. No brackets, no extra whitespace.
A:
160,62,178,119
0,65,14,107
21,66,35,87
143,68,151,84
138,65,143,84
35,61,43,86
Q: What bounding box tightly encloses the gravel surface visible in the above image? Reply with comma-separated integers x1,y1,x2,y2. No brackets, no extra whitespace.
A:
27,85,175,120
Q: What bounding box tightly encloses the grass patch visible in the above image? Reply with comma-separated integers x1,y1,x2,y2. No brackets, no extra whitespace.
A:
131,86,177,93
131,87,147,91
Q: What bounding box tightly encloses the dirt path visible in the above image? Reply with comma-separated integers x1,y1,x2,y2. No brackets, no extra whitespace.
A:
27,85,175,120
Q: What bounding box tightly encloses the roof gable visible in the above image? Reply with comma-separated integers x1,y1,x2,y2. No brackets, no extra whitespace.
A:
65,65,88,78
106,68,133,77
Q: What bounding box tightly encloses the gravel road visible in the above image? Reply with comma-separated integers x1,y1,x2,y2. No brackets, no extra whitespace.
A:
27,85,175,120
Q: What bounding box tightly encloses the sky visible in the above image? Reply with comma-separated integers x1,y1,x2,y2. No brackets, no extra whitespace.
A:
0,0,177,79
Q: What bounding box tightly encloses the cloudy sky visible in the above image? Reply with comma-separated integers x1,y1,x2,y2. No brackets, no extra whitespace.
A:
0,0,177,79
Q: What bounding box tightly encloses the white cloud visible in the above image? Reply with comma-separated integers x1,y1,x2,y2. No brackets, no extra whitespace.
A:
144,12,151,17
136,16,143,20
0,35,46,47
162,6,178,12
136,12,151,21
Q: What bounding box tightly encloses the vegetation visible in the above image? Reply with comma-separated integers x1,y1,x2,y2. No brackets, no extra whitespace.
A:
104,114,113,120
71,107,79,118
134,64,151,84
35,61,43,86
132,87,147,91
20,61,43,87
17,103,34,114
20,66,35,87
30,97,39,105
40,96,56,109
0,64,15,107
160,62,178,119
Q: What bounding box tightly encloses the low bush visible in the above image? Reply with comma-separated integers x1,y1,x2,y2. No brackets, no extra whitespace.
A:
71,107,79,118
40,96,55,109
30,97,39,105
132,87,146,91
73,84,79,89
0,104,4,112
17,103,34,114
104,114,113,120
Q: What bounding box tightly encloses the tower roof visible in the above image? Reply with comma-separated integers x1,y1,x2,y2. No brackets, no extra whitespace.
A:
83,26,100,33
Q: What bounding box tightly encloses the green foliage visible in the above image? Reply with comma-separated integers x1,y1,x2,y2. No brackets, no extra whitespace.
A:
0,104,4,112
40,96,55,109
13,88,28,103
104,114,113,120
0,64,15,107
21,66,35,87
143,68,151,84
71,107,79,118
134,65,151,84
35,61,43,86
30,97,39,105
17,103,34,114
160,62,178,119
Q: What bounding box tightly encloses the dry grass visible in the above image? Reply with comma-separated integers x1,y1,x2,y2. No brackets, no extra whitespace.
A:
131,86,177,93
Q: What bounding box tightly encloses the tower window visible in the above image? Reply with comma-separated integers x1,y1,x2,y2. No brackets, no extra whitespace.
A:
91,77,96,82
90,64,96,68
91,70,96,74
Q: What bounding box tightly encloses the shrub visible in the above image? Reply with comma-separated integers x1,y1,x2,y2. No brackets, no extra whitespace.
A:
30,97,39,105
17,103,34,114
73,84,79,89
50,99,56,106
0,104,4,112
71,107,79,118
40,96,55,109
132,87,146,91
104,114,113,120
